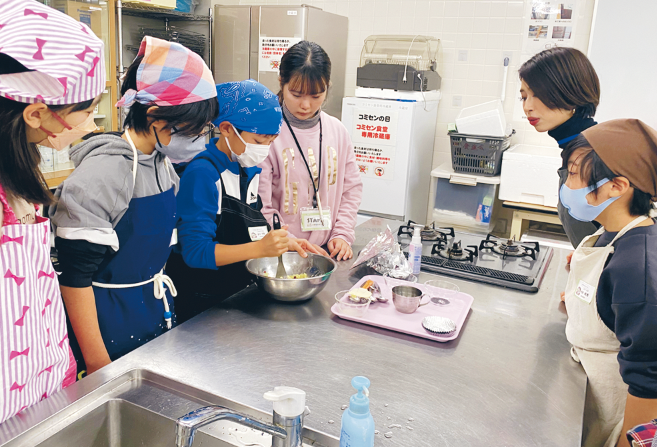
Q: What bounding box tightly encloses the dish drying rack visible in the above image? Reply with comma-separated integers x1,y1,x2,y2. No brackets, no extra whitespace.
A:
361,54,428,71
356,35,441,92
359,35,439,72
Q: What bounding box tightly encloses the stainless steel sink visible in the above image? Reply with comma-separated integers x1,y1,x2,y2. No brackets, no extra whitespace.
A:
3,370,336,447
36,400,190,447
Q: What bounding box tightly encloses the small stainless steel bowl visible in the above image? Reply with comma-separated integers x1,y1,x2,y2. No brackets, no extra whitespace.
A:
245,252,337,302
391,285,429,314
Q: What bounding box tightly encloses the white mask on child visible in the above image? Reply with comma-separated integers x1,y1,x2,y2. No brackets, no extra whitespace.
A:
156,133,207,163
225,124,271,168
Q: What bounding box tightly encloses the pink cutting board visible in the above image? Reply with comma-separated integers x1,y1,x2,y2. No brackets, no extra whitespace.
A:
331,275,473,342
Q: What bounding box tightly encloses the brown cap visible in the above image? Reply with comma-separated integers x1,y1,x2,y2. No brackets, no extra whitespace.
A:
582,119,657,201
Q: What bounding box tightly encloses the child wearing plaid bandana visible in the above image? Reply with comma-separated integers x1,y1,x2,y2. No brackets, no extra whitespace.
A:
49,37,218,377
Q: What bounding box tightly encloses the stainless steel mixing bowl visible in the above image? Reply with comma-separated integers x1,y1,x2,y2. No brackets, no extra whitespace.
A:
245,252,337,302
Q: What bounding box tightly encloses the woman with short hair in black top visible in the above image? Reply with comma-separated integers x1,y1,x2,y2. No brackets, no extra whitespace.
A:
519,47,601,248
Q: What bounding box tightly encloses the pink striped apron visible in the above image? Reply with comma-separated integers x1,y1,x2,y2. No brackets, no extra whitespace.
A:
0,186,72,424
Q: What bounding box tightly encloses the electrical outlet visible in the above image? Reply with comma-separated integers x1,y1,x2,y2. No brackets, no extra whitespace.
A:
452,95,462,107
458,50,468,62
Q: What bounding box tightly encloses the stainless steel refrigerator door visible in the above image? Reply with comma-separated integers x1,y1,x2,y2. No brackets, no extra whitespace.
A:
254,6,307,94
213,5,251,84
213,5,348,119
305,7,348,118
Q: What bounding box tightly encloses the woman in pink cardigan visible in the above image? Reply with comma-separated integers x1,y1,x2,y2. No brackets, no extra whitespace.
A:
259,41,363,261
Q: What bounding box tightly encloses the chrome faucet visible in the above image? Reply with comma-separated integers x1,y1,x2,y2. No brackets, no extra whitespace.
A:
175,405,287,447
175,386,308,447
269,409,306,447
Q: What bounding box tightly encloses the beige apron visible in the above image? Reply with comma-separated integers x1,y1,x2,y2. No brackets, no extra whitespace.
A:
565,216,649,447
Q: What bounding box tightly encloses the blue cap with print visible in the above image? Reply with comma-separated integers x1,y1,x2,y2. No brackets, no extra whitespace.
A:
213,79,282,135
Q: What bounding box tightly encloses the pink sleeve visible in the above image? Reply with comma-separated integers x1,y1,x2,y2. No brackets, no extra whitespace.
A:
258,151,297,239
0,181,18,226
258,153,276,226
329,130,363,245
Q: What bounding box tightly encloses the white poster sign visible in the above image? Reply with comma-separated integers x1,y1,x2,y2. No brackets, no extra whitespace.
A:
259,37,302,72
351,108,399,180
523,1,578,55
353,144,395,180
352,108,398,146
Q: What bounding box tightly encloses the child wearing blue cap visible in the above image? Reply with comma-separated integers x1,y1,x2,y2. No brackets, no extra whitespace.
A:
167,80,324,322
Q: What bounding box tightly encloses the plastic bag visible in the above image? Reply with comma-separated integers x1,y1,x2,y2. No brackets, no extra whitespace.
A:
367,238,414,280
350,226,396,270
351,226,414,280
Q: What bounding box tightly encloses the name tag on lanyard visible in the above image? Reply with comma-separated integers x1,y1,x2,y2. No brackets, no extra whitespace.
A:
300,207,332,231
284,114,331,232
575,280,595,304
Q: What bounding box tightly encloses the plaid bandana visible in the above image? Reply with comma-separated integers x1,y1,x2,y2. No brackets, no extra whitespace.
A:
116,36,216,108
627,420,657,447
0,0,106,105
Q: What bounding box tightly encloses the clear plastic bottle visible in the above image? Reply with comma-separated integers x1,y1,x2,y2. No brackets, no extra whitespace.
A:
407,224,423,275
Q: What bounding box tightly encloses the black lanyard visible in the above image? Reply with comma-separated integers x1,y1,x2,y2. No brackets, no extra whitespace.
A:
282,113,323,208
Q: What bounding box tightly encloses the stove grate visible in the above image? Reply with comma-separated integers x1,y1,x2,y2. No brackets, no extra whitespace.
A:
421,256,532,284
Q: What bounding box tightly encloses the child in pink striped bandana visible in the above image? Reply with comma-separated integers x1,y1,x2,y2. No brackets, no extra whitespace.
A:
0,0,106,423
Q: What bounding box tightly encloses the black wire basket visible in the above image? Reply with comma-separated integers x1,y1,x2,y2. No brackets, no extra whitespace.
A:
449,130,515,176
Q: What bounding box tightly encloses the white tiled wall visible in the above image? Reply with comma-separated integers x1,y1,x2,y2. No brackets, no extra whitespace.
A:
213,0,596,169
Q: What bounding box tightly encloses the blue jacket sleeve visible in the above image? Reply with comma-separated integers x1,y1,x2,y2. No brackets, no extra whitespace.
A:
176,162,220,270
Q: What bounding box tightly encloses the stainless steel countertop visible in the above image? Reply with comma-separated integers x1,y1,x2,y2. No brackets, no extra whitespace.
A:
1,218,586,446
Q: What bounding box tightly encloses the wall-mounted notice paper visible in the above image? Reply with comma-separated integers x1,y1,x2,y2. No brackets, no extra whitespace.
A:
259,37,303,73
513,0,581,121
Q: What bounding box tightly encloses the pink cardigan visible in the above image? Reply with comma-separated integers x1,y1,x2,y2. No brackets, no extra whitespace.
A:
258,112,363,246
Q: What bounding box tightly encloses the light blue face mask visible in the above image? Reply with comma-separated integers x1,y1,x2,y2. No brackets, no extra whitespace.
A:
559,178,621,222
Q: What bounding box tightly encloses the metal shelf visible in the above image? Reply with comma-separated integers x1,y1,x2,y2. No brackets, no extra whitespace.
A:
116,2,214,131
120,3,211,21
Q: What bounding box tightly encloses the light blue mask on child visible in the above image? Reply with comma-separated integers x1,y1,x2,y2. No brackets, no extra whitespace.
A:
559,178,621,222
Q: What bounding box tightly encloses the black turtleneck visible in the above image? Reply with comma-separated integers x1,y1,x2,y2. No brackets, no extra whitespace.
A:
547,114,597,150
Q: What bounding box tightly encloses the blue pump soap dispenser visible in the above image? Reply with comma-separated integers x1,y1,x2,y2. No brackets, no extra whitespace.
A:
340,376,375,447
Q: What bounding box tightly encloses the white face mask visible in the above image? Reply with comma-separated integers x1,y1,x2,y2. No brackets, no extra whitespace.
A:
225,124,271,168
156,132,207,163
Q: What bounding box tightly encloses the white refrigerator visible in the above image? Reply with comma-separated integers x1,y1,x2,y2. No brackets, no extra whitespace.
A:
341,97,439,223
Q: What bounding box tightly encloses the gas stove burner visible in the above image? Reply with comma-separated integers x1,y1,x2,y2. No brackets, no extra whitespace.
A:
397,220,455,242
479,234,539,260
417,229,554,292
431,240,478,262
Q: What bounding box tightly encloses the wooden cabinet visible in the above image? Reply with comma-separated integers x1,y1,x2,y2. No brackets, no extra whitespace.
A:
36,0,119,187
43,0,119,132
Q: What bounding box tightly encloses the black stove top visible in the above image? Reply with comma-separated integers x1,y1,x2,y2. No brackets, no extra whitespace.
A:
399,221,554,292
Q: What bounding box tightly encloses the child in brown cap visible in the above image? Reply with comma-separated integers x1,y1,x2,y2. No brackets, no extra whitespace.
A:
560,119,657,447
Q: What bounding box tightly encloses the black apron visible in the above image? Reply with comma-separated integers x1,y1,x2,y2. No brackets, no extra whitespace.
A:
167,157,270,323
